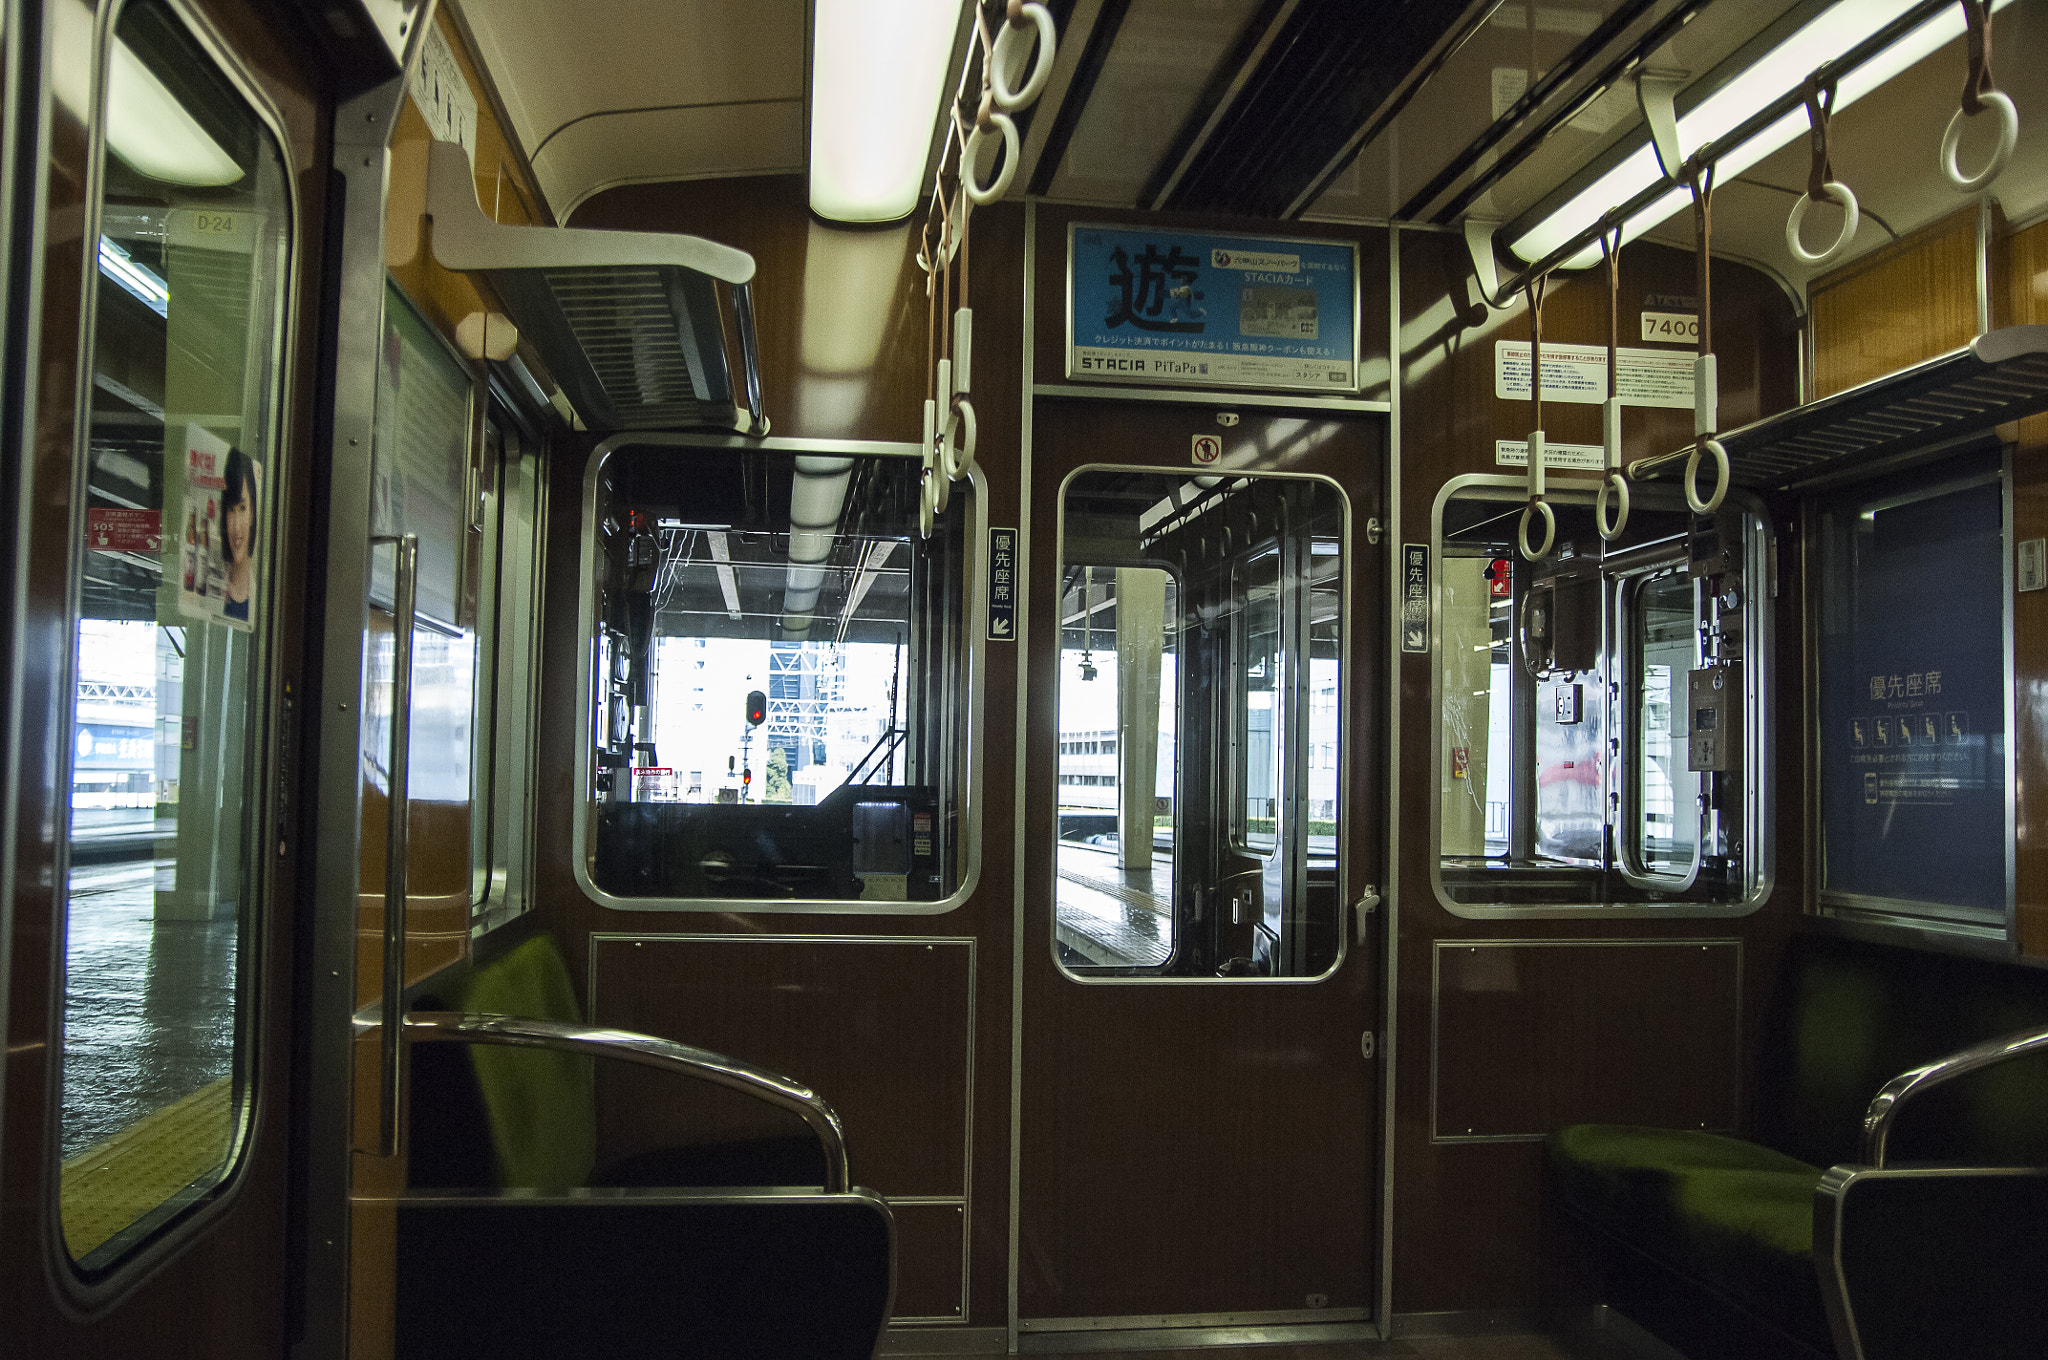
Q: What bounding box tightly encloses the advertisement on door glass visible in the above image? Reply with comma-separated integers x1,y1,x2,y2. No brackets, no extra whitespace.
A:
1068,225,1357,393
174,422,260,631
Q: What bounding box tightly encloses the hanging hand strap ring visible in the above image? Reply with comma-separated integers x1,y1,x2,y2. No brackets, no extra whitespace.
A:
1786,75,1860,266
1942,0,2018,192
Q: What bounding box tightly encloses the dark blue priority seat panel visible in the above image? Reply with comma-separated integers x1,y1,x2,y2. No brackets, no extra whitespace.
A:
1817,1166,2048,1360
395,1189,895,1360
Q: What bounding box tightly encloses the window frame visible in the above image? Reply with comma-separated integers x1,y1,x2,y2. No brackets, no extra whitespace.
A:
1427,474,1774,920
570,432,987,915
49,0,301,1300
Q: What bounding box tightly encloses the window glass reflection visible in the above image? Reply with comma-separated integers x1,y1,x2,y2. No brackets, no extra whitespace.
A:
59,0,289,1269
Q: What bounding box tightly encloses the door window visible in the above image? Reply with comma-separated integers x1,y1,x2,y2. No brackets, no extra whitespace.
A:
1056,470,1345,979
58,0,291,1273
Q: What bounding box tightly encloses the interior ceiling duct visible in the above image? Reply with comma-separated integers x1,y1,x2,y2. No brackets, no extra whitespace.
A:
779,456,855,639
425,139,767,435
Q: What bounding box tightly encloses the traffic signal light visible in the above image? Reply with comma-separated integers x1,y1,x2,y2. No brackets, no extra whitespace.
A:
745,690,767,726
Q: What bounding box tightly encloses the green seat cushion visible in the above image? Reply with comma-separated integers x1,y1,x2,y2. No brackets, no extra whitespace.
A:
454,935,598,1190
1548,1125,1829,1346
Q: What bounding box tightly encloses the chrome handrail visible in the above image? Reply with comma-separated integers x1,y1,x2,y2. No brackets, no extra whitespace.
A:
356,1010,851,1192
372,533,419,1157
1862,1022,2048,1167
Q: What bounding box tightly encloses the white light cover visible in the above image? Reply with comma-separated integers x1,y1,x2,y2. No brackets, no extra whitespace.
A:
106,36,242,186
1508,0,2017,265
811,0,963,222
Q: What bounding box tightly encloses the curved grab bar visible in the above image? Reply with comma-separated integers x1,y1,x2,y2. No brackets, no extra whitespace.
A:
359,1010,853,1193
1861,1022,2048,1168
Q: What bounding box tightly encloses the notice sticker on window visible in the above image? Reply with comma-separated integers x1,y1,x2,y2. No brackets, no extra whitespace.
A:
1402,544,1429,653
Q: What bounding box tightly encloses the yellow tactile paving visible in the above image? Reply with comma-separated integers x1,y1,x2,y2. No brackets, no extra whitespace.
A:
60,1077,235,1260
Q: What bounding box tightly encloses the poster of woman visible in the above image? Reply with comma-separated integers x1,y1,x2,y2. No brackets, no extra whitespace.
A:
176,423,260,632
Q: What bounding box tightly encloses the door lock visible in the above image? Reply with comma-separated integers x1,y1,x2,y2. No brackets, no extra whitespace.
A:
1353,887,1381,943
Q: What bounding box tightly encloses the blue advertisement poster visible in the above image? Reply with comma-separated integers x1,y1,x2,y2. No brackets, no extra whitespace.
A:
1818,468,2006,916
1067,224,1357,393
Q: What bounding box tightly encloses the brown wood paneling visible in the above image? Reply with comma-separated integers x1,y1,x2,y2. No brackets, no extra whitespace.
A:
1432,941,1742,1140
1388,227,1805,1315
588,936,973,1199
527,199,1028,1328
1810,206,1984,400
890,1201,968,1323
2003,218,2048,450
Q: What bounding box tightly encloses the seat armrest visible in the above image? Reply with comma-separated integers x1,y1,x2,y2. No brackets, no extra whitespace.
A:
357,1009,850,1191
1861,1022,2048,1167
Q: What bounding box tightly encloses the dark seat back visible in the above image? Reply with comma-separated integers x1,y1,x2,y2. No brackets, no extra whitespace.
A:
1755,934,2048,1168
397,1192,896,1360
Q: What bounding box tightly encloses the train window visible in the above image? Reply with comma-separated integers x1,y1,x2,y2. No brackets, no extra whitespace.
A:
1433,479,1770,914
368,284,483,937
575,442,975,909
58,0,290,1273
1813,452,2010,936
1056,470,1344,979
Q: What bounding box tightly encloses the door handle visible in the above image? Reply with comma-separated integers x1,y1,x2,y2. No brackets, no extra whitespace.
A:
373,533,419,1157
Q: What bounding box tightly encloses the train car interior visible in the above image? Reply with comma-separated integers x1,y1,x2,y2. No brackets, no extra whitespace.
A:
5,0,2048,1357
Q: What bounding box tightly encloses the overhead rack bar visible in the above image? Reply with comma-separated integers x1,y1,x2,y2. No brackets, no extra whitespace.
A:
426,140,767,436
1628,325,2048,491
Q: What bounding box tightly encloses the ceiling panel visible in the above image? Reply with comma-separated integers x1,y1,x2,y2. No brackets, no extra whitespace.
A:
1044,0,1265,204
459,0,806,217
546,103,807,219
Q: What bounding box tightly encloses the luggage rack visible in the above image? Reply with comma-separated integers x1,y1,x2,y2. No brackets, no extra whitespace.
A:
425,139,766,436
1631,324,2048,493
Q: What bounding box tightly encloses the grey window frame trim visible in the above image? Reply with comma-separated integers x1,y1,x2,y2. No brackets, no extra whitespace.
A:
1427,474,1774,920
48,0,302,1306
1050,462,1353,988
571,432,987,915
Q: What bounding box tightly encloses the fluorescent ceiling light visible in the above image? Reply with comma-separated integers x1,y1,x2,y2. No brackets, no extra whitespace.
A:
99,236,169,316
107,35,243,187
1508,0,2017,267
810,0,962,222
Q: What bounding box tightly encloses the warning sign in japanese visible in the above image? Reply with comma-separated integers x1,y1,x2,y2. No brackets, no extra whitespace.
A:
1494,340,1694,409
988,528,1017,641
1495,439,1605,471
1068,225,1357,393
1819,473,2005,913
87,507,162,553
1402,544,1429,654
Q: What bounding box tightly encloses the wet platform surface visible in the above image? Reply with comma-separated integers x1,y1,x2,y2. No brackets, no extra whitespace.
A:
61,858,237,1159
1056,841,1174,966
